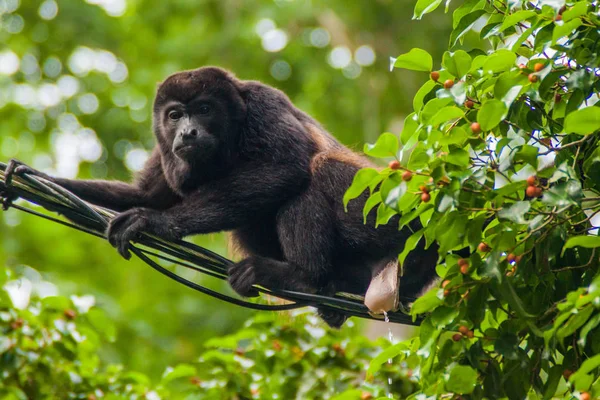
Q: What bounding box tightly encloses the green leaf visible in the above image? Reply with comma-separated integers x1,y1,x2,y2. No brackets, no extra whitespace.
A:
398,229,424,266
446,365,478,394
478,99,507,131
552,18,582,44
562,2,588,22
413,0,443,20
494,332,520,360
514,145,539,167
499,10,536,32
498,201,530,224
442,50,472,78
393,48,433,72
564,107,600,135
482,49,516,74
429,106,464,127
411,288,443,315
445,148,470,167
562,235,600,255
343,168,380,209
570,354,600,382
161,364,197,384
557,305,593,340
430,306,459,327
363,192,382,223
364,132,399,158
87,308,116,342
450,10,486,45
367,342,408,375
413,80,437,112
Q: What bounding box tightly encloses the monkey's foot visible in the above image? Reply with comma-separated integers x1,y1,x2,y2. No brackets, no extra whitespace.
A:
4,159,47,187
227,257,262,297
317,308,348,329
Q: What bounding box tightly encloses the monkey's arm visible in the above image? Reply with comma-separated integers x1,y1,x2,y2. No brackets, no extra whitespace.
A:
4,151,179,212
107,162,308,258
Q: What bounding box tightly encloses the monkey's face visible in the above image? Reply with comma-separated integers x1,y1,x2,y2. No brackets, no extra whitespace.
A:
154,67,246,165
163,99,220,162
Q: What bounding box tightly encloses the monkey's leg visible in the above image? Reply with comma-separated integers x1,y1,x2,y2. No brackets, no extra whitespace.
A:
277,189,348,328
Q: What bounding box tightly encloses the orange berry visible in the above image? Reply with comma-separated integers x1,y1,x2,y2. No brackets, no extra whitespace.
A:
555,14,562,21
471,122,481,134
528,73,538,83
515,255,522,264
360,392,373,400
533,63,544,72
465,100,475,109
421,192,431,202
452,333,463,342
443,289,451,297
458,258,469,267
554,93,562,103
10,318,24,330
402,171,413,181
444,79,454,89
478,242,490,252
534,187,543,197
64,309,76,320
526,185,537,197
442,279,451,288
466,330,475,339
507,253,516,263
430,71,440,82
580,393,591,400
526,175,537,186
190,376,202,385
388,160,401,170
458,325,469,335
460,264,469,275
518,63,527,69
419,185,429,193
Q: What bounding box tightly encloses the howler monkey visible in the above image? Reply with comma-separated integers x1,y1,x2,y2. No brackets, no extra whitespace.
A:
2,67,438,327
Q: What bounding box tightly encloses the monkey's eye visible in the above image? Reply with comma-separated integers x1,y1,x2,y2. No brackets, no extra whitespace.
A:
168,110,183,120
198,105,211,115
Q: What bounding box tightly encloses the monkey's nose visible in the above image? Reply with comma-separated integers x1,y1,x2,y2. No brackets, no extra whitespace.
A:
181,129,198,140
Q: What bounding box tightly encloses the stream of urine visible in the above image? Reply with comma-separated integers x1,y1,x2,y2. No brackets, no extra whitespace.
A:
383,311,394,399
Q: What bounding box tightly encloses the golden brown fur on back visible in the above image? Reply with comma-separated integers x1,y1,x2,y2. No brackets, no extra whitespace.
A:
304,123,374,174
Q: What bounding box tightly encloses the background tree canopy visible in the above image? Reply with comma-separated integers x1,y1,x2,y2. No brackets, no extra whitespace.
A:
2,0,600,399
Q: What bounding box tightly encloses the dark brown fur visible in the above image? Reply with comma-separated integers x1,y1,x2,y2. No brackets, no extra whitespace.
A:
5,67,439,327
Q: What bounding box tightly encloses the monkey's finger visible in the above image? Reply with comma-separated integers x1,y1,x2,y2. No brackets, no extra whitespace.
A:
228,265,259,297
116,225,143,259
107,213,135,245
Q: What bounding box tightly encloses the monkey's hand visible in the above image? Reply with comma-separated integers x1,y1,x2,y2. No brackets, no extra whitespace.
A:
227,257,267,297
107,208,180,259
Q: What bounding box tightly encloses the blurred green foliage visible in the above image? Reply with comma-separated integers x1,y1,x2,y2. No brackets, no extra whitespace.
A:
0,0,451,380
0,264,409,399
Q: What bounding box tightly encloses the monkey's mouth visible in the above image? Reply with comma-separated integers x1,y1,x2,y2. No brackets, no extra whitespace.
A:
173,144,197,158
